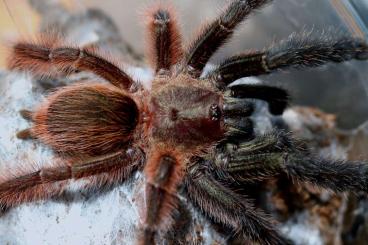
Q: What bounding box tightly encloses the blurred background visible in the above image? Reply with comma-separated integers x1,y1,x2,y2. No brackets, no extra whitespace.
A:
0,0,367,129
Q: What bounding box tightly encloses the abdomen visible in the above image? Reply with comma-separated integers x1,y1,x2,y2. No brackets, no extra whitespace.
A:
32,83,139,157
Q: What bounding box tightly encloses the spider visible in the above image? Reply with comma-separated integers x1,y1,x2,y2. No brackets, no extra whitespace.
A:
2,0,368,244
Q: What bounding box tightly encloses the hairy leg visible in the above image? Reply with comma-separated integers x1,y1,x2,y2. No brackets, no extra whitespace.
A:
0,147,144,208
284,154,368,193
209,33,368,86
213,132,368,193
8,40,135,91
146,6,182,76
139,147,184,245
185,164,291,244
211,132,293,183
183,0,270,77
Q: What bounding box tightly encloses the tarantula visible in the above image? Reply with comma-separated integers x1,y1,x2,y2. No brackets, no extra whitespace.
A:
2,0,368,244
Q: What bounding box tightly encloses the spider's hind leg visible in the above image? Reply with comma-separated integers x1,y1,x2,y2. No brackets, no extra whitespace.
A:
185,163,292,245
0,147,144,208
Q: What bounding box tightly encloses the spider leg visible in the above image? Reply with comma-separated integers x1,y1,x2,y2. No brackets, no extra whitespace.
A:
212,132,292,182
8,41,135,91
284,154,368,193
183,0,270,77
185,164,291,244
224,116,255,142
0,147,144,208
209,33,368,86
225,84,290,115
139,148,184,245
214,132,368,193
146,6,182,76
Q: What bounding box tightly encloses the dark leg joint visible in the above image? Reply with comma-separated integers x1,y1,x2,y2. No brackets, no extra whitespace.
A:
40,166,72,182
71,149,142,179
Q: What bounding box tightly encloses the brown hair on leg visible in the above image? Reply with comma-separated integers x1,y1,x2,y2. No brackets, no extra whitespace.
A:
139,145,185,244
0,147,143,208
7,34,135,91
145,4,183,75
0,159,68,208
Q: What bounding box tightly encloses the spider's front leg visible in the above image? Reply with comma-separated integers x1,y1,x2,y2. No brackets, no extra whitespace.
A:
213,132,368,193
0,147,144,208
139,145,184,245
184,162,292,245
208,33,368,87
183,0,270,76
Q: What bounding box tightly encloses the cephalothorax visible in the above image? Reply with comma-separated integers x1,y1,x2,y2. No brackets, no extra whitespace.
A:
149,75,224,147
2,0,368,244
